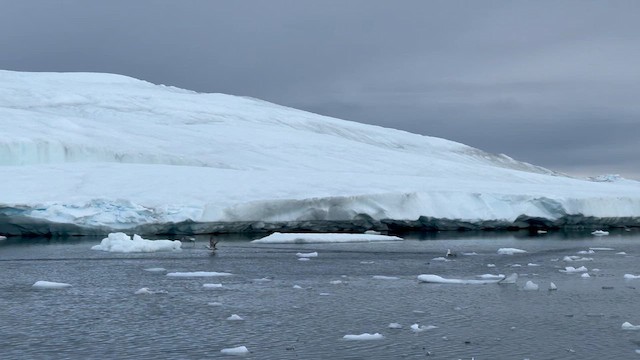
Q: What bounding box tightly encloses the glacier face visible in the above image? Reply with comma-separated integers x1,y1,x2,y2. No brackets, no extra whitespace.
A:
1,70,639,235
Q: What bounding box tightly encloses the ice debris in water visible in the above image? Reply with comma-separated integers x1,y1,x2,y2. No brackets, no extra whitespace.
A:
418,274,504,284
203,283,223,289
563,256,593,262
549,282,558,290
581,273,591,278
220,346,249,355
624,274,640,279
497,248,527,255
166,271,233,277
591,230,610,236
91,232,181,253
411,324,437,332
32,281,72,289
134,287,167,295
226,314,244,321
373,275,399,280
622,322,640,330
296,252,318,258
523,281,539,291
388,323,403,329
143,267,167,273
343,333,384,340
560,266,588,273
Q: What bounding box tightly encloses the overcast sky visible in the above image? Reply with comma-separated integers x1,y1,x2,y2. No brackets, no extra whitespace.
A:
1,1,638,179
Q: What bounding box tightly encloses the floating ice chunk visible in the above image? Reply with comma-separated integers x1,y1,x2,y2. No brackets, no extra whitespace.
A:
203,283,223,289
461,252,479,256
296,252,318,258
477,274,505,279
388,323,403,329
343,333,384,340
411,324,437,332
0,235,7,240
167,271,232,277
537,230,547,234
563,256,593,262
91,232,181,253
226,314,244,321
636,349,640,354
560,266,588,273
319,292,330,296
364,230,381,235
373,276,399,280
143,267,167,273
622,322,640,330
591,230,609,236
527,263,540,267
617,252,628,255
590,247,615,251
624,274,640,279
549,282,557,290
523,281,539,291
418,274,504,284
511,264,522,267
497,248,527,255
298,257,311,261
208,302,223,306
293,285,303,289
360,261,375,264
220,346,249,355
32,281,72,289
487,264,496,268
252,232,403,244
135,287,153,294
498,273,519,284
330,280,344,285
581,273,591,278
577,250,595,255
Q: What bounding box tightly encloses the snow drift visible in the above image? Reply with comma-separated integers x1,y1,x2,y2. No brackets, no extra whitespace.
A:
1,70,640,235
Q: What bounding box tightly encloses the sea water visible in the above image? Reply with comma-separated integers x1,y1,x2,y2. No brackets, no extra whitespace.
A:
1,231,640,359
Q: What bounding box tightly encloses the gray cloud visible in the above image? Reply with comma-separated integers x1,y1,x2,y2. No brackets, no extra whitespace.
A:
1,0,638,179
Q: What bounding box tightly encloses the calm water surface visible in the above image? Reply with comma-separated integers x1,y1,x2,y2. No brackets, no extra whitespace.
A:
2,231,640,359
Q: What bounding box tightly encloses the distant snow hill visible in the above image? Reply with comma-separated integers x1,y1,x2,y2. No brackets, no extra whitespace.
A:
1,70,639,236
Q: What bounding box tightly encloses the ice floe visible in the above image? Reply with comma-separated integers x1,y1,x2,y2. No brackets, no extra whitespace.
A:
590,247,615,251
134,287,167,295
166,271,233,277
220,346,249,355
549,282,558,290
622,322,640,330
296,252,318,258
560,266,588,273
477,274,505,279
577,250,595,255
226,314,244,321
293,285,303,289
563,256,593,262
32,281,72,289
388,323,403,329
624,274,640,279
251,232,403,244
497,248,527,255
373,276,399,280
417,274,505,284
581,273,591,278
143,267,167,273
523,281,539,291
343,333,384,340
91,232,181,253
411,324,437,332
208,302,223,306
591,230,610,236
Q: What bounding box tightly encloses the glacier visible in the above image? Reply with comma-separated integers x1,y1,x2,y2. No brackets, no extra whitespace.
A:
1,69,639,236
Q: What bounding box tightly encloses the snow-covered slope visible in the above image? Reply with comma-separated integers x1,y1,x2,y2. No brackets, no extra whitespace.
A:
1,70,639,234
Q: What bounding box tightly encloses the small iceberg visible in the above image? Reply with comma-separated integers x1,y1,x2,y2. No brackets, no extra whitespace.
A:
560,266,588,273
498,273,519,284
523,281,539,291
226,314,244,321
166,271,233,277
497,248,527,255
418,274,504,285
143,267,167,273
590,247,615,251
252,232,403,244
477,274,505,279
343,333,384,340
91,232,181,253
411,324,437,332
563,256,593,262
296,252,318,258
581,273,591,278
220,346,250,355
32,281,72,289
591,230,610,236
134,287,167,295
388,323,403,329
622,322,640,330
549,282,558,291
624,274,640,279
